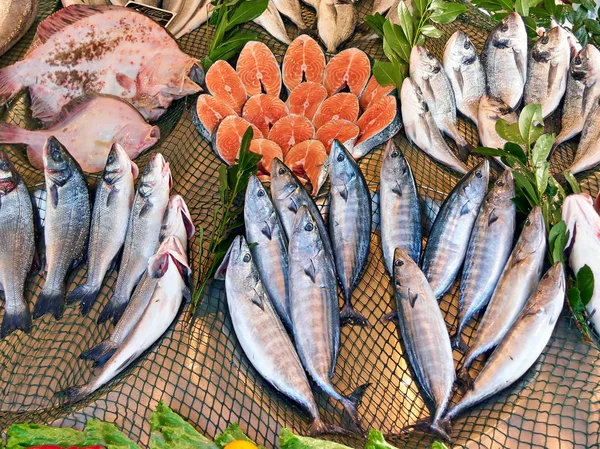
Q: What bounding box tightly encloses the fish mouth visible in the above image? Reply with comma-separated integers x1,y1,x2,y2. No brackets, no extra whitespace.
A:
170,194,195,239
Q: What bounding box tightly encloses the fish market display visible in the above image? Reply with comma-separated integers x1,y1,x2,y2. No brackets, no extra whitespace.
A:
459,206,546,381
65,236,190,403
313,94,360,130
400,78,468,174
555,45,600,148
288,205,368,430
0,151,35,337
353,96,401,159
477,95,519,154
421,161,489,299
481,12,528,109
67,144,137,316
316,120,360,153
244,175,291,330
392,248,454,441
99,153,171,324
269,115,315,155
524,25,570,118
192,94,238,141
0,0,38,57
0,5,202,123
282,35,326,92
562,194,600,334
443,31,486,125
453,170,516,350
317,0,358,53
213,117,263,165
34,137,91,320
253,1,291,45
445,263,565,423
569,98,600,174
323,49,370,97
0,95,159,173
410,46,471,161
328,141,371,327
284,140,328,196
379,140,422,272
236,42,282,98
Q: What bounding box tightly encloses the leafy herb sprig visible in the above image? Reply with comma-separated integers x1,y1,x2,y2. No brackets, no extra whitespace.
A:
202,0,268,71
365,0,467,90
191,128,262,312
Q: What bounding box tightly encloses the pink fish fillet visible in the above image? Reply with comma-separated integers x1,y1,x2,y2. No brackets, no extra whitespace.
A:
0,5,202,123
0,95,159,172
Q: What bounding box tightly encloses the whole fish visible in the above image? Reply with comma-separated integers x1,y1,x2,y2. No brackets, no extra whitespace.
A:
392,248,454,441
159,194,195,249
459,206,545,381
318,0,358,53
174,3,214,39
167,0,204,37
64,236,190,403
409,46,472,161
273,0,307,30
329,141,371,327
244,175,291,330
477,95,519,159
0,0,38,57
555,45,600,149
443,31,486,125
421,160,489,300
34,137,91,320
400,77,468,174
569,97,600,174
288,205,369,430
524,25,570,118
481,12,528,109
379,140,422,274
98,153,171,324
253,1,291,44
67,144,137,316
0,95,159,173
562,194,600,334
445,262,565,423
270,158,334,259
0,5,202,123
453,170,516,350
0,151,35,337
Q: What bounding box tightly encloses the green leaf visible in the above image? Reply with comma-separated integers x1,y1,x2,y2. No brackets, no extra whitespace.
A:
524,16,539,38
548,220,568,263
365,430,398,449
513,170,540,205
585,18,600,34
373,60,404,89
430,2,467,23
421,24,444,37
383,38,403,65
519,104,544,148
496,120,524,144
215,424,261,449
498,0,516,11
431,443,449,449
208,31,257,63
581,0,597,11
428,0,446,11
531,133,554,167
414,0,428,17
280,428,353,449
364,13,386,37
218,165,228,204
512,195,531,214
209,3,230,53
568,286,583,311
564,170,582,193
577,265,595,306
472,146,512,158
504,142,528,165
384,21,412,62
150,402,217,449
572,6,588,27
226,0,268,29
574,25,590,45
397,1,414,43
543,0,556,15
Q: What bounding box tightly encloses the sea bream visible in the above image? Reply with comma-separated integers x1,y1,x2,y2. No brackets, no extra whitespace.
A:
0,5,202,123
67,144,137,316
569,97,600,174
0,95,159,173
98,153,171,324
34,137,91,320
288,205,369,431
0,151,35,337
64,236,190,403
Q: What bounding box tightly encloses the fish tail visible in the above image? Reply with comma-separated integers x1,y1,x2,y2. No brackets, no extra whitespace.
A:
60,385,90,404
1,306,32,338
456,367,474,390
80,340,117,367
306,418,353,436
33,287,65,320
430,418,452,442
0,64,23,106
456,139,473,163
67,283,101,316
380,309,398,325
0,121,31,145
450,329,469,352
339,302,370,328
98,295,129,325
339,382,370,433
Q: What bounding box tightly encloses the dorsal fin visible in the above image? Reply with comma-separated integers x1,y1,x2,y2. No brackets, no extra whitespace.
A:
46,94,136,128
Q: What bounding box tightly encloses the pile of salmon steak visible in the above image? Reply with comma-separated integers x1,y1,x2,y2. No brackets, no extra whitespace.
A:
193,35,402,196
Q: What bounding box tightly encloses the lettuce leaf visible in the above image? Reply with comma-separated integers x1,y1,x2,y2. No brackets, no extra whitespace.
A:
279,429,352,449
150,401,217,449
214,424,261,449
364,430,397,449
84,421,139,449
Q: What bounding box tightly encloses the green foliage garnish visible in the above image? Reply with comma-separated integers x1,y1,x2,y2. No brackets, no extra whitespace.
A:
365,430,398,449
214,424,264,449
365,0,467,90
568,265,595,342
202,0,268,70
192,127,262,313
431,443,449,449
279,429,352,449
150,401,217,449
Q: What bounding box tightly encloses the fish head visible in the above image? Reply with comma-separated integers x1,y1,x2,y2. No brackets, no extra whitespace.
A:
400,77,427,115
410,45,441,77
0,151,19,196
224,235,258,291
488,169,515,206
532,26,568,63
392,247,421,287
103,143,137,185
245,174,274,222
139,153,172,198
444,31,478,69
519,206,546,254
381,140,412,184
329,140,357,187
533,262,566,308
571,45,600,83
114,123,160,155
461,159,490,202
479,95,513,118
270,158,299,202
489,12,525,49
150,235,191,280
138,54,202,100
162,194,195,243
43,136,79,185
291,205,322,258
562,193,600,248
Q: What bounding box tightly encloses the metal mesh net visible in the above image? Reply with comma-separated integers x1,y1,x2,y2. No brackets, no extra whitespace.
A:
1,1,599,448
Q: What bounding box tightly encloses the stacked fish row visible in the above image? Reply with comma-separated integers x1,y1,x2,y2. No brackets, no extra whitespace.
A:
380,144,565,439
193,35,401,196
223,140,374,434
400,11,600,175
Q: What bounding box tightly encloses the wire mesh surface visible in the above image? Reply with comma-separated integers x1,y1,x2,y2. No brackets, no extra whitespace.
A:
0,1,599,448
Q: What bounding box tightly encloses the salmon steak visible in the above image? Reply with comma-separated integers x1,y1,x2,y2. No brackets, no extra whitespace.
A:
212,116,263,165
287,82,328,121
360,76,395,111
268,114,315,155
282,35,326,91
249,138,284,181
205,60,247,115
316,119,360,153
313,93,359,130
323,48,371,96
242,94,289,136
236,41,282,98
193,94,238,141
353,96,401,159
0,5,202,123
284,140,328,196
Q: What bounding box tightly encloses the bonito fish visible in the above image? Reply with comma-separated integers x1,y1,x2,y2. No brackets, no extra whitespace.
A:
67,144,137,316
0,5,202,123
34,137,90,320
0,151,35,337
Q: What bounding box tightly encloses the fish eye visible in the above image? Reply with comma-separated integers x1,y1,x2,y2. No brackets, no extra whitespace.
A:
51,149,62,162
337,153,345,162
475,170,482,178
463,39,471,49
243,253,251,263
394,259,404,267
541,35,549,44
525,218,531,226
107,152,115,164
304,222,314,231
391,150,399,158
257,189,265,197
575,56,582,65
501,23,508,32
278,167,286,175
496,179,504,186
0,160,7,171
143,163,151,175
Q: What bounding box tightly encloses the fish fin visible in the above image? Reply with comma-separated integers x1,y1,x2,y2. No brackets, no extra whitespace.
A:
0,64,24,106
457,140,472,163
0,121,31,145
33,288,65,320
139,201,153,218
80,340,117,366
456,367,474,391
1,307,32,338
339,383,371,433
106,187,120,208
45,94,105,128
251,288,265,310
339,185,349,201
380,310,399,324
67,284,101,316
30,85,63,123
402,419,452,442
92,347,118,368
306,419,353,437
304,260,316,282
548,63,559,94
32,6,107,49
182,285,192,303
60,385,89,404
454,67,464,95
451,331,469,352
460,201,472,216
116,73,137,94
98,296,129,325
340,303,370,327
513,48,526,85
287,197,299,213
408,288,419,308
261,221,273,239
49,185,59,209
488,209,499,225
391,182,403,196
